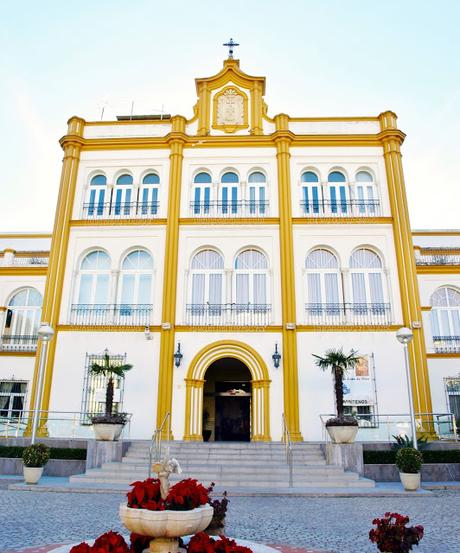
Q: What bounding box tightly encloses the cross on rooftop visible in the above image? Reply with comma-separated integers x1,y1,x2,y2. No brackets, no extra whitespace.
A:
223,38,239,59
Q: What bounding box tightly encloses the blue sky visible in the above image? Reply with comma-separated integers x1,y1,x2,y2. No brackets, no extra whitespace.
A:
1,0,459,230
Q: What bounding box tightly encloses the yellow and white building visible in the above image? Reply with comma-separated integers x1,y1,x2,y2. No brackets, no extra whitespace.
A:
1,57,459,441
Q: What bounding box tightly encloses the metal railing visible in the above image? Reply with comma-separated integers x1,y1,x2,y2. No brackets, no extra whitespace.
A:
82,201,160,220
416,253,460,265
148,412,171,477
0,334,38,351
0,257,49,266
320,412,458,443
433,336,460,353
69,304,153,326
300,199,381,217
189,200,269,218
281,413,293,488
305,303,392,326
185,303,272,326
0,410,132,439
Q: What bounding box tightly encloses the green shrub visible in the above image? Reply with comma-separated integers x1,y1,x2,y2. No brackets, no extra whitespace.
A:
22,443,50,467
363,449,460,464
0,446,87,460
395,447,423,474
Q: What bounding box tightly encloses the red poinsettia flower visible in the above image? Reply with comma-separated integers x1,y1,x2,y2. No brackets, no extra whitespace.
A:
188,532,215,553
369,512,424,552
93,531,130,553
166,478,210,511
127,478,164,510
69,543,92,553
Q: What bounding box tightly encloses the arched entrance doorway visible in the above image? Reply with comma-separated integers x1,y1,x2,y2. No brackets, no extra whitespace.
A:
183,340,271,442
203,358,251,441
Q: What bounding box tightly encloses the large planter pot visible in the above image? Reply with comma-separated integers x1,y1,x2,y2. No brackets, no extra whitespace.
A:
326,425,358,444
120,504,213,553
92,423,124,441
399,471,421,491
23,466,44,484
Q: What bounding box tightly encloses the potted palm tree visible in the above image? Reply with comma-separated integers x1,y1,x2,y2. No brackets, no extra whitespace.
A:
90,350,133,441
313,348,361,444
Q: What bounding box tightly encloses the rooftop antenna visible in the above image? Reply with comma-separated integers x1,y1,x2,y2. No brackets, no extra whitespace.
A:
223,38,239,59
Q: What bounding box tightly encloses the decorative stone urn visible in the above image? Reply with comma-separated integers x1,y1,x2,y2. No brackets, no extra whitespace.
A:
399,472,421,491
23,466,44,484
326,425,358,444
119,454,213,553
92,423,124,441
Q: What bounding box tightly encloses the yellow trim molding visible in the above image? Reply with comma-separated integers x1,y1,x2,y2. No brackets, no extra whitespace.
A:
417,265,460,274
0,267,48,276
412,231,460,237
70,219,167,227
292,217,392,225
175,325,282,333
297,325,402,332
183,340,271,442
427,353,460,358
0,233,51,239
0,351,36,357
57,325,162,332
179,217,279,226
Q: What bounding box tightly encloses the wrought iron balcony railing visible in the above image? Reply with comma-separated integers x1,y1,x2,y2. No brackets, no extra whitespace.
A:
189,201,269,218
0,257,49,266
82,201,160,220
433,336,460,353
0,334,38,351
305,303,392,326
185,303,272,326
300,199,381,217
416,254,460,265
69,304,152,326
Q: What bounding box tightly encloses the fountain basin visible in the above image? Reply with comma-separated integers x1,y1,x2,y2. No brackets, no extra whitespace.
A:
119,503,213,537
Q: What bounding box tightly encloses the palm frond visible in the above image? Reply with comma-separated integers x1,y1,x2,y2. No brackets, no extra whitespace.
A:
313,348,360,374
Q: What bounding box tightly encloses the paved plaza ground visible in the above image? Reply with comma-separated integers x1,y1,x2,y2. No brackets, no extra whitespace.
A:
1,487,459,553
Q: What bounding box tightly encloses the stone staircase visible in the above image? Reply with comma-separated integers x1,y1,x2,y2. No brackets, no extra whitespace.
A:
70,441,375,489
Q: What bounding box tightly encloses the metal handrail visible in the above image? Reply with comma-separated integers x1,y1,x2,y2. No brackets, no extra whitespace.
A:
281,413,293,487
148,412,171,477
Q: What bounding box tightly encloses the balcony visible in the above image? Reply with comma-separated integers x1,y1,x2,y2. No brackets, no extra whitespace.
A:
305,303,392,326
416,252,460,265
0,334,38,352
0,256,49,266
433,336,460,353
300,199,381,218
82,202,160,220
189,201,269,218
185,303,272,326
69,304,152,326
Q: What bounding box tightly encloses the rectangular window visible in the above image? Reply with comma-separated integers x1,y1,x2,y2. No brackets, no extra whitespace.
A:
0,381,27,418
81,353,127,424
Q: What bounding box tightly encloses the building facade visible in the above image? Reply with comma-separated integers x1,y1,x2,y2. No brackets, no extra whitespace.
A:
0,57,458,441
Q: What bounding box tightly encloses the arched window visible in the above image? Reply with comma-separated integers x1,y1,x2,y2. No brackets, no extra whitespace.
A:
350,249,385,305
234,249,269,306
355,171,377,215
87,175,107,217
3,288,42,346
77,251,111,305
221,171,239,215
119,250,153,306
141,173,160,216
327,171,348,214
248,172,267,215
192,172,212,215
114,174,133,216
430,287,460,339
305,250,341,313
190,250,224,309
301,171,321,215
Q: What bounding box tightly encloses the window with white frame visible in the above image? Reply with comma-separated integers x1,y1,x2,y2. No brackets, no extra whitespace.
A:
431,287,460,338
190,250,225,309
113,174,133,215
327,171,349,214
140,173,160,215
0,380,27,418
234,249,269,306
81,352,126,423
350,249,385,305
77,251,111,305
305,249,341,313
118,250,153,308
220,171,239,214
3,288,42,344
86,174,107,216
192,172,212,215
355,171,378,214
301,171,321,214
247,171,267,214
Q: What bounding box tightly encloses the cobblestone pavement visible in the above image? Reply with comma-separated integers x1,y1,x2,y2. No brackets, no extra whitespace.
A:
1,489,459,553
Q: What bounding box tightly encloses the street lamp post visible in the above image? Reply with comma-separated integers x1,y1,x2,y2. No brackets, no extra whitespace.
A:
396,326,418,450
30,323,54,445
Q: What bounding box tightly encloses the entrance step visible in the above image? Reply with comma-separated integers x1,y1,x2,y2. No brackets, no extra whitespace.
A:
70,441,375,489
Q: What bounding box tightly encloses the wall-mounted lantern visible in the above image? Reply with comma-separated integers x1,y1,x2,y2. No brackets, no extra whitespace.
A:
174,342,183,367
272,343,281,369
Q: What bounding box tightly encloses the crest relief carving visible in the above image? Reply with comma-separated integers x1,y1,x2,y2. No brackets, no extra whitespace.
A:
213,87,248,133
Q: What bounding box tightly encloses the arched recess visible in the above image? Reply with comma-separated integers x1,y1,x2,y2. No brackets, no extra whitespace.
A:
183,340,271,441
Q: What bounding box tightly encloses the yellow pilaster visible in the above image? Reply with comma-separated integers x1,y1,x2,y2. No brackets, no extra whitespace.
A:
28,117,85,426
156,115,186,438
274,114,302,441
379,111,433,417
